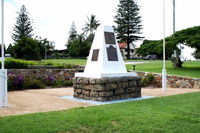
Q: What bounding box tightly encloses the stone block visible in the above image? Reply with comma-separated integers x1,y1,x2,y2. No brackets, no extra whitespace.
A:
89,78,96,84
83,78,89,85
137,80,141,86
74,89,82,94
129,92,138,98
90,90,98,97
126,87,136,93
85,85,94,90
82,90,90,96
79,94,84,99
121,94,129,99
122,82,129,88
117,83,122,88
94,97,108,101
73,93,78,98
77,78,83,84
98,91,113,97
114,88,125,95
110,84,118,89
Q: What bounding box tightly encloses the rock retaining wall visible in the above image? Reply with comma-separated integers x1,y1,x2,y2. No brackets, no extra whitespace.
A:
7,69,200,89
73,76,141,101
8,69,78,80
138,72,200,89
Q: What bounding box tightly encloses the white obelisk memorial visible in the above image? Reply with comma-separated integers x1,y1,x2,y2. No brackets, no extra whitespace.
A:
75,25,137,78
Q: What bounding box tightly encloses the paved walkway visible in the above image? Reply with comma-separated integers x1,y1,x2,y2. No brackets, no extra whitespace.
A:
0,87,199,117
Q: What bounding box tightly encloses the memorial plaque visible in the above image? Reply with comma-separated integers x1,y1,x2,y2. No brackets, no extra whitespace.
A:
106,45,118,61
104,32,116,44
91,49,99,61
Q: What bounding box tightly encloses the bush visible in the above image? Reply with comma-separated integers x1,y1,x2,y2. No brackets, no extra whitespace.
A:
63,80,73,86
141,73,154,87
44,75,57,86
51,78,73,87
3,58,29,69
8,73,25,91
23,79,45,89
8,73,73,91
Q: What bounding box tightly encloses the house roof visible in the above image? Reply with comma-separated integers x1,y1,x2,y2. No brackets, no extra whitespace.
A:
118,42,127,49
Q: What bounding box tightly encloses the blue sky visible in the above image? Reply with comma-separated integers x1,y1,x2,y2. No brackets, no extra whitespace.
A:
1,0,200,50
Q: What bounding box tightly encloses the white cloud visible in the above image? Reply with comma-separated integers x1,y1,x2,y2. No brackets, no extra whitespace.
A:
1,0,200,49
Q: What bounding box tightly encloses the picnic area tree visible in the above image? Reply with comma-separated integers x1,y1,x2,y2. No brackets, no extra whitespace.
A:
14,37,41,60
114,0,143,59
137,39,176,60
11,5,43,60
137,25,200,68
36,37,55,59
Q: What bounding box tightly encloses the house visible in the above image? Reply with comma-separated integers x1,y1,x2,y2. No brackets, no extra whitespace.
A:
178,44,196,61
118,42,136,59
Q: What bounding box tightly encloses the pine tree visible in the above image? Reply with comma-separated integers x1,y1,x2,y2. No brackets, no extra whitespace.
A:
12,5,33,41
68,22,77,41
114,0,143,59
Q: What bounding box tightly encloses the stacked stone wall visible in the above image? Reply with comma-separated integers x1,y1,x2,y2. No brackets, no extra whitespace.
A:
8,69,78,80
138,72,200,89
73,76,141,101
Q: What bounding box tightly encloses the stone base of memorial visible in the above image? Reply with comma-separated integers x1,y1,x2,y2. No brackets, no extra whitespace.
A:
73,76,141,101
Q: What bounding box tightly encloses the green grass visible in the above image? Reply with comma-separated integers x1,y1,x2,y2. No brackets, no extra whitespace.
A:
0,92,200,133
126,61,200,78
3,58,200,78
41,59,87,66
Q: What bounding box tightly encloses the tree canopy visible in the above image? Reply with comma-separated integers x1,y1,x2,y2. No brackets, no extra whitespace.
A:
12,5,33,41
82,15,100,35
137,25,200,59
114,0,143,59
67,16,100,57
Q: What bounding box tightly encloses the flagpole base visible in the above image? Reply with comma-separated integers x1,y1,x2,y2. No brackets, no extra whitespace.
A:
162,69,167,92
0,69,8,108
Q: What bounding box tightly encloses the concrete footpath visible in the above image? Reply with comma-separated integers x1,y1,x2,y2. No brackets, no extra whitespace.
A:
0,87,199,117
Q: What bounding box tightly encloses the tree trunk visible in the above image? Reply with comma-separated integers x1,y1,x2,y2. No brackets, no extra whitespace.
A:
173,50,182,68
127,38,130,59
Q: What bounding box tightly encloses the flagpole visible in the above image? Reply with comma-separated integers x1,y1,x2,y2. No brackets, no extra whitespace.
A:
1,0,4,69
162,0,167,91
1,0,7,107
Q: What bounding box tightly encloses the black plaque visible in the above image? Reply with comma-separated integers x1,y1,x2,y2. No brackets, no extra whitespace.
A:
106,45,118,61
104,32,116,44
91,49,99,61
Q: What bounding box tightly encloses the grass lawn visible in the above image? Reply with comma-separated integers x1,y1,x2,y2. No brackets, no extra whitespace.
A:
0,92,200,133
126,61,200,78
41,58,87,66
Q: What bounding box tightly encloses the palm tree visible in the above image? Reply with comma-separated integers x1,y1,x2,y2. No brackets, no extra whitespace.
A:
82,15,100,35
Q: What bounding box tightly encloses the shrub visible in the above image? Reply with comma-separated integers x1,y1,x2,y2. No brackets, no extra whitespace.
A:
141,73,154,87
8,73,25,91
4,58,29,69
23,79,45,89
44,75,57,86
53,79,73,87
63,80,73,86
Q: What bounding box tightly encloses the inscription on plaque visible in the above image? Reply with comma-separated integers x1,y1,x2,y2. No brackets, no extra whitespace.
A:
104,32,116,44
91,49,99,61
106,45,118,61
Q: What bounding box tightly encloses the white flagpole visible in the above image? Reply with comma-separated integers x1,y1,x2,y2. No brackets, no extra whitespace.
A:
162,0,167,91
0,0,7,107
1,0,4,69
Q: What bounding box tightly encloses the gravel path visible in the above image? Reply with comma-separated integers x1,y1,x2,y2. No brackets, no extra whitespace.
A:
0,87,199,117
